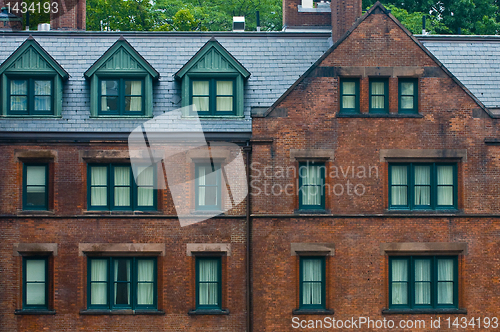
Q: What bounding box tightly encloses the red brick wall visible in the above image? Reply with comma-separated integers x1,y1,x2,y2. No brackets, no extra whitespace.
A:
283,0,331,28
50,0,86,30
331,0,362,41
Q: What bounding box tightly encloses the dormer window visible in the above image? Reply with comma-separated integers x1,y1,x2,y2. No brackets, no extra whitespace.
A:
84,37,159,118
175,38,250,117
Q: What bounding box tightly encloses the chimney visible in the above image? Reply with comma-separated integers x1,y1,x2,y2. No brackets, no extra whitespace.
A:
331,0,362,42
283,0,331,32
50,0,86,30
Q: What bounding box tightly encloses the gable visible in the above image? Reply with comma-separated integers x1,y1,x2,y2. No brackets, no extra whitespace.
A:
264,1,488,117
175,38,250,79
84,38,159,79
0,37,69,79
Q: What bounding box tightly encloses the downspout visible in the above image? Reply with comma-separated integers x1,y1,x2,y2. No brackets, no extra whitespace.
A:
244,142,252,332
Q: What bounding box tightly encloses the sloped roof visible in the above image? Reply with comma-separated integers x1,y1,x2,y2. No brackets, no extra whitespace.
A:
419,35,500,110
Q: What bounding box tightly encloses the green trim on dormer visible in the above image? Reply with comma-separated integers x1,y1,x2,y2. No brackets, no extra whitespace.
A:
84,37,158,118
0,36,68,117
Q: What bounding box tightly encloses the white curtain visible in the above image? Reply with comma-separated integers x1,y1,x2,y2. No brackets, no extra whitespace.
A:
342,81,355,109
371,82,385,109
414,259,431,305
391,166,407,205
91,166,107,206
302,258,322,305
137,260,154,305
437,166,454,206
127,81,142,112
137,166,154,206
114,259,130,305
400,82,414,109
437,259,454,304
90,259,108,305
26,260,46,305
114,167,130,207
193,81,209,112
199,259,218,305
11,80,27,111
216,81,233,112
34,80,51,111
198,166,206,206
414,166,430,206
391,259,408,305
302,165,321,206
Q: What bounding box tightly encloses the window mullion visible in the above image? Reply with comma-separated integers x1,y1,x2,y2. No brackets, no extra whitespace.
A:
210,79,216,115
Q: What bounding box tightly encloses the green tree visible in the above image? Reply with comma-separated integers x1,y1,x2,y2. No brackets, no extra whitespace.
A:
87,0,153,31
384,5,449,34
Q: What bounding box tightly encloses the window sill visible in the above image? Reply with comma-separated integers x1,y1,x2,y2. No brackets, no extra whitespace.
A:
382,308,467,315
15,309,56,315
88,115,153,119
190,210,225,215
188,309,229,315
294,209,330,215
336,113,423,118
17,210,54,216
385,209,461,215
1,115,61,119
79,309,165,315
82,210,161,216
293,309,334,315
182,115,245,120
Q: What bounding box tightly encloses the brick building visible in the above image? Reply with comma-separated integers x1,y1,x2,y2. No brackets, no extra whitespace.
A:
1,0,500,331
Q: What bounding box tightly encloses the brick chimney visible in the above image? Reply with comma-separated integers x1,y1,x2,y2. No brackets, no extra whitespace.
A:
331,0,361,41
283,0,362,41
50,0,86,30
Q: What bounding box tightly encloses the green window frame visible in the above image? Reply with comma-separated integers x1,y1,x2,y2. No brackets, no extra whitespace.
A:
399,78,418,114
23,163,49,211
87,164,156,211
195,256,222,310
23,256,49,310
299,256,326,310
87,257,157,310
389,163,457,210
389,256,458,309
339,78,359,113
195,163,221,211
8,77,54,116
369,78,389,114
298,162,325,210
98,78,145,116
190,79,236,116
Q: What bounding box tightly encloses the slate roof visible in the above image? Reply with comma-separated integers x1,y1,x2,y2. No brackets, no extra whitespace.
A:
0,32,330,133
419,35,500,109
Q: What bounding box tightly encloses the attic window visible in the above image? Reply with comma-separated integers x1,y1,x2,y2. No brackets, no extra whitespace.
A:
175,38,250,118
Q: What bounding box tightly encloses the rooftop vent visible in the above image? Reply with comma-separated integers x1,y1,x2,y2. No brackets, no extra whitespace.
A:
233,16,245,31
38,23,50,31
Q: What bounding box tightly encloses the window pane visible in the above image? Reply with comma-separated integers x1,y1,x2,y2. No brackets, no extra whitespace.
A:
371,95,384,109
401,82,414,95
26,260,45,282
217,81,233,95
199,259,219,306
193,97,209,112
27,166,46,186
137,166,154,207
414,259,431,305
401,96,414,109
90,259,108,305
414,166,430,206
193,81,209,95
437,165,454,205
137,167,154,186
437,166,453,185
11,96,27,111
391,166,407,206
11,80,27,95
114,167,130,186
302,258,322,305
137,260,154,305
125,97,142,112
391,259,408,305
101,80,119,96
342,95,355,109
216,97,233,112
26,283,45,305
91,167,107,206
343,81,355,95
114,259,131,306
101,96,118,112
301,165,322,206
35,96,51,111
114,167,130,207
371,82,384,94
34,80,51,95
125,81,142,95
437,259,454,304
